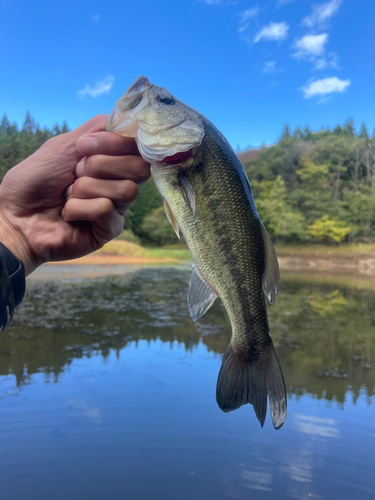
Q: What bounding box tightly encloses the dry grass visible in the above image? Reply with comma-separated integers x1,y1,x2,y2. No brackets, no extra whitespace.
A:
275,243,375,257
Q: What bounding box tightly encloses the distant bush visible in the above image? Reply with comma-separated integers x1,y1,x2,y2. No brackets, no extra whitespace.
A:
141,206,181,246
306,215,351,244
114,229,141,245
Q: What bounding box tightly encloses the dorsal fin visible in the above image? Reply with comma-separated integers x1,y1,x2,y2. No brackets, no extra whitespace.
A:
260,222,280,306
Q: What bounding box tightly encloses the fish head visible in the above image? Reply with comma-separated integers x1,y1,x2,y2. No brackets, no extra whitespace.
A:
105,76,150,138
105,76,205,165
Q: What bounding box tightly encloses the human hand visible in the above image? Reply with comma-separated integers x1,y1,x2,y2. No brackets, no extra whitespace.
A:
0,115,150,276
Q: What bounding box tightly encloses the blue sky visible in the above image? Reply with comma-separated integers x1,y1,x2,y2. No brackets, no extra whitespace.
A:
1,0,374,149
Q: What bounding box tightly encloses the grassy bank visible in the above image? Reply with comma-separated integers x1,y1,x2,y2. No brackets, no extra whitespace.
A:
57,239,375,269
94,240,191,262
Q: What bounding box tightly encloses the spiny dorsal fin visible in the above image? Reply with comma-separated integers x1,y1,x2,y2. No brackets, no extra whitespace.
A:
260,222,280,306
163,198,180,239
178,174,196,216
188,263,217,321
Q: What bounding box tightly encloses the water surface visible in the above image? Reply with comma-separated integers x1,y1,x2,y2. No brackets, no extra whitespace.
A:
0,266,374,499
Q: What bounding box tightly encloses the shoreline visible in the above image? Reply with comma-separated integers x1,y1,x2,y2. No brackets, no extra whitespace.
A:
277,252,375,276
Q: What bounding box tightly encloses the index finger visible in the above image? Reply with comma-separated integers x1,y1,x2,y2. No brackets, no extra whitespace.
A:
77,132,141,157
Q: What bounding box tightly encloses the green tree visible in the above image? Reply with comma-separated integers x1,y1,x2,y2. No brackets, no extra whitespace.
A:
306,215,350,243
255,176,307,242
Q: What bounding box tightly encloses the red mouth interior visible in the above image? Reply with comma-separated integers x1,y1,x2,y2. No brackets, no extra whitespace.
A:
162,149,193,165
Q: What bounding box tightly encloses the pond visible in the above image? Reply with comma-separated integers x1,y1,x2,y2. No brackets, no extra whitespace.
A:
0,265,374,499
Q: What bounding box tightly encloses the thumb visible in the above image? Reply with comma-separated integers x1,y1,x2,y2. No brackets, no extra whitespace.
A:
41,115,108,163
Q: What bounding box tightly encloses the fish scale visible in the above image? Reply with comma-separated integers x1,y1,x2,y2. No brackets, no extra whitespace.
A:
106,76,287,429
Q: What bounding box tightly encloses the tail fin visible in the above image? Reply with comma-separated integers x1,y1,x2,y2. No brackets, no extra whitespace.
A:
216,341,287,429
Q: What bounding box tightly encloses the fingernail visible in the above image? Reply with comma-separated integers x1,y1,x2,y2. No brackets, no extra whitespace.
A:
78,136,98,155
76,159,85,177
65,184,73,198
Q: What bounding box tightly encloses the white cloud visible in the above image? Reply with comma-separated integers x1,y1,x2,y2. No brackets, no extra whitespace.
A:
237,7,259,42
92,14,101,22
254,21,289,43
302,0,342,27
292,34,337,70
239,7,259,24
78,75,115,99
263,61,284,75
198,0,222,4
294,33,328,58
301,77,351,98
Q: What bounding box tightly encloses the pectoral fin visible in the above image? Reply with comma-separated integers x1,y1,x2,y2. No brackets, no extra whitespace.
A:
177,175,196,216
163,198,180,239
188,263,218,321
260,222,280,306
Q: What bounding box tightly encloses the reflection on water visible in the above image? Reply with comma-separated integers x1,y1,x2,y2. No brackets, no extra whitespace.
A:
0,266,374,499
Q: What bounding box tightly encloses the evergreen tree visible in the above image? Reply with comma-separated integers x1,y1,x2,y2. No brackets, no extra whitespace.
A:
61,122,69,134
280,124,291,141
333,124,343,136
22,111,37,134
359,122,370,141
292,126,303,139
0,114,10,133
303,126,312,139
343,118,355,137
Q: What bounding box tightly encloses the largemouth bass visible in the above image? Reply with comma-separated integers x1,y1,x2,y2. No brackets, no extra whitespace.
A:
105,76,287,429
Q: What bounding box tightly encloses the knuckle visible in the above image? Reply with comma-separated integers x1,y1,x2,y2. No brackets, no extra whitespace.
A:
135,158,151,182
122,180,138,202
72,176,86,194
100,198,114,215
112,217,124,238
132,156,151,182
83,155,100,177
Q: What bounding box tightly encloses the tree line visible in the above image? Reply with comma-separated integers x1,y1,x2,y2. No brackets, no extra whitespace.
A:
0,112,69,180
1,112,375,246
243,120,375,244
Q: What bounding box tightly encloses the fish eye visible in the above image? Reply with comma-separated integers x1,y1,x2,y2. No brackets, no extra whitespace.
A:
157,95,176,105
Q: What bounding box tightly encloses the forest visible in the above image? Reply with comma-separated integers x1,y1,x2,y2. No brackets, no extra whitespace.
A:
1,112,375,246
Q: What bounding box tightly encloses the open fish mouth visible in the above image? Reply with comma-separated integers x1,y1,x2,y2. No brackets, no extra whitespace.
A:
162,149,193,166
